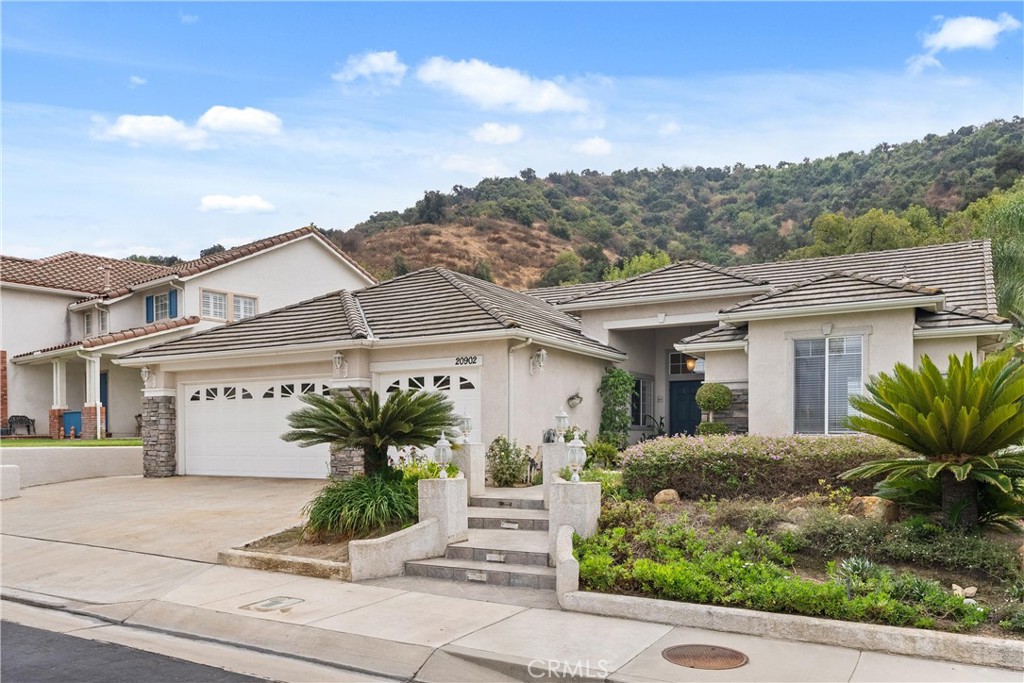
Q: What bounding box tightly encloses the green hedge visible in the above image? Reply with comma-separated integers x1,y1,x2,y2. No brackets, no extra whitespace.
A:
621,434,912,499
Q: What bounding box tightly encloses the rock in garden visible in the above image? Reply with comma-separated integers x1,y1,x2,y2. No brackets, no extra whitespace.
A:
847,496,899,523
774,521,801,534
785,506,811,524
838,514,858,524
653,489,680,504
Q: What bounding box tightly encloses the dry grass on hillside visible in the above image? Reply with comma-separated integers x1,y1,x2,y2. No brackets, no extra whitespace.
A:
354,220,578,289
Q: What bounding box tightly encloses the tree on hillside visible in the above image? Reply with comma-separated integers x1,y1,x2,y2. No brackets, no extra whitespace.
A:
200,244,226,258
604,250,672,281
536,251,584,287
415,191,448,225
847,209,916,253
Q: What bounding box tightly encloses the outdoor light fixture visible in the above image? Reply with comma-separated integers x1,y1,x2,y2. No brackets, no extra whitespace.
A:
566,432,587,482
530,348,548,375
554,408,569,442
140,366,151,384
434,431,453,478
685,355,697,372
459,410,473,444
332,351,348,379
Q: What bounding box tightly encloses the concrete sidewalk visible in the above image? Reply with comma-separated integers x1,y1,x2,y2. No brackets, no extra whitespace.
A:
3,534,1019,682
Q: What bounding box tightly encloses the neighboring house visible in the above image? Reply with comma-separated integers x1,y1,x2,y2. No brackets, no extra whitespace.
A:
1,227,375,439
117,268,625,478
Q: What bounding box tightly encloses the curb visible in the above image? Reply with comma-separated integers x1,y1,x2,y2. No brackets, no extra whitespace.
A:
561,590,1024,671
217,548,350,581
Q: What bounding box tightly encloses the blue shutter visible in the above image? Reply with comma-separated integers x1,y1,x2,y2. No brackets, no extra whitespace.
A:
168,290,178,318
145,296,154,323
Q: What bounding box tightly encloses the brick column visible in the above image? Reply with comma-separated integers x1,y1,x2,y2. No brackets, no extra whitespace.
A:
329,446,364,479
142,395,176,477
49,408,65,438
80,405,106,440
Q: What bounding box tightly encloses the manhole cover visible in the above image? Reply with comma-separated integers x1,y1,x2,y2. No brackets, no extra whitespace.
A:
662,644,749,670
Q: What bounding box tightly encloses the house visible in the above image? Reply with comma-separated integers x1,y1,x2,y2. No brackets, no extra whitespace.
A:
116,239,1009,480
117,268,624,478
1,227,375,440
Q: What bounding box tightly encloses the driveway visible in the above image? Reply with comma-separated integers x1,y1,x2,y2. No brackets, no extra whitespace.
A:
0,476,324,562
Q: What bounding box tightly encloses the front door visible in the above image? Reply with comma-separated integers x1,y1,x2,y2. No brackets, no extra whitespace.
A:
99,372,109,433
669,380,701,436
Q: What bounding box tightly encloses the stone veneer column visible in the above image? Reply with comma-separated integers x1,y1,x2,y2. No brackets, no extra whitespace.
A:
329,446,364,479
702,382,749,434
0,350,8,426
142,396,176,477
49,408,65,438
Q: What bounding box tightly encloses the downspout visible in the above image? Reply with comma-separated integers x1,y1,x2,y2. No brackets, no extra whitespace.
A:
507,338,533,438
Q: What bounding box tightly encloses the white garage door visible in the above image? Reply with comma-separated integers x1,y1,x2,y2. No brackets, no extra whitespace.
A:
182,379,333,478
377,368,481,438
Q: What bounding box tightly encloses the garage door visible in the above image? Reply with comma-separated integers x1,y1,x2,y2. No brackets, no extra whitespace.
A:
377,369,481,438
181,379,333,478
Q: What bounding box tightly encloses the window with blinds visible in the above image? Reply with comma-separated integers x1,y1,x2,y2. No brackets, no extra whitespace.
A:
202,291,228,319
794,336,862,434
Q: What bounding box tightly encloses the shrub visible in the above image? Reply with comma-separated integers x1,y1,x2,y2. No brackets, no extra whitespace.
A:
598,367,634,448
560,467,636,502
487,436,530,487
696,422,729,436
695,383,733,419
621,434,908,500
586,440,620,468
399,459,459,483
304,475,417,537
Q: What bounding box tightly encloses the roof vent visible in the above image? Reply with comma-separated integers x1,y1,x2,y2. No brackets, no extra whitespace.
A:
896,266,912,286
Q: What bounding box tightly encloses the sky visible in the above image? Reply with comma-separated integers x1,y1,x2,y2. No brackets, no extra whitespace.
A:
2,2,1022,260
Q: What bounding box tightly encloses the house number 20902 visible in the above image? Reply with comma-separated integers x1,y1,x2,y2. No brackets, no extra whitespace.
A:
455,356,478,366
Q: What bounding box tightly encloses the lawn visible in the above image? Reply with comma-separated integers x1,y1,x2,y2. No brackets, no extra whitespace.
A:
0,438,142,448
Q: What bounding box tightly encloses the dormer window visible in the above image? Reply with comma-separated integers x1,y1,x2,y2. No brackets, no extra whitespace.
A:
145,290,177,323
84,310,109,337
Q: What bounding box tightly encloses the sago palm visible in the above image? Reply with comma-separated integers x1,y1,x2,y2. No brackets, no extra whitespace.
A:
841,353,1024,530
282,388,457,476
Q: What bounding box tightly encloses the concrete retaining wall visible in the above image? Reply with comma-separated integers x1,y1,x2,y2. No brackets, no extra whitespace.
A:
0,446,142,487
349,518,444,581
553,524,579,609
561,590,1024,671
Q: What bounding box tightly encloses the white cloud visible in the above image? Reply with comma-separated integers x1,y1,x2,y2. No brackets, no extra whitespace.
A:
658,121,681,136
470,122,522,145
416,57,587,113
439,154,508,177
94,114,209,149
198,194,275,214
179,12,198,24
909,13,1022,74
332,50,407,87
572,136,612,156
197,106,282,135
128,75,146,88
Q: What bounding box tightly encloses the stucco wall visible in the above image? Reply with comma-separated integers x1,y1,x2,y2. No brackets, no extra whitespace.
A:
0,446,143,487
1,287,80,355
914,337,979,371
704,348,749,384
104,362,144,436
747,309,915,436
577,295,750,345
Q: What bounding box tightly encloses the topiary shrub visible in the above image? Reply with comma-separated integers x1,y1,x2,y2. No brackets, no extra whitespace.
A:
695,383,732,423
695,421,730,436
621,434,911,500
486,436,530,487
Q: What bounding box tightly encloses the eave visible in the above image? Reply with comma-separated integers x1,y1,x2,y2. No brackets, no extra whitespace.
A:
719,295,946,323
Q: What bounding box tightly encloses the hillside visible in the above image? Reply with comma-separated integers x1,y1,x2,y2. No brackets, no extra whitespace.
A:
325,118,1024,288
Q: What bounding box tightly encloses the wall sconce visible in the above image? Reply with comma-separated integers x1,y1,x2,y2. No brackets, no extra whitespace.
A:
332,351,348,379
530,348,548,376
685,355,697,373
140,366,151,385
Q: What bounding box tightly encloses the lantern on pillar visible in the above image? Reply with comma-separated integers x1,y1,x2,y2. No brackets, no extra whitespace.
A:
434,431,453,479
554,409,569,443
566,432,587,482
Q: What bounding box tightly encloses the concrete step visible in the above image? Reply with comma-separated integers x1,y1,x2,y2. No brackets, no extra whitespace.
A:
467,507,549,531
446,529,549,567
405,557,556,590
469,496,544,510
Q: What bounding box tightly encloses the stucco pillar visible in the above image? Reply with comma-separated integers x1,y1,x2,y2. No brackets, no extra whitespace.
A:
541,442,569,509
417,478,468,546
452,442,485,499
49,360,67,438
82,355,103,440
548,479,600,563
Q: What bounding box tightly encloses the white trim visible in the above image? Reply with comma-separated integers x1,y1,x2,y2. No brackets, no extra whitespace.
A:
12,345,84,365
1,281,94,297
604,312,721,330
558,286,769,312
143,388,177,398
674,340,747,354
86,323,200,353
369,356,484,373
913,323,1011,339
719,295,945,323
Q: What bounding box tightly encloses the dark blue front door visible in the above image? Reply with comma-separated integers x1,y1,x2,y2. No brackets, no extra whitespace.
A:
669,380,702,436
100,372,109,433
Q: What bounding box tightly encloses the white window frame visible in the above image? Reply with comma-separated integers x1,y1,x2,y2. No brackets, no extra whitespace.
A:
201,290,228,320
153,292,170,321
793,335,863,435
232,294,257,321
630,375,654,429
98,309,109,334
84,312,93,337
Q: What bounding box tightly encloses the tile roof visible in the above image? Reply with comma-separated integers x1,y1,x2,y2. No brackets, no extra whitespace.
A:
1,252,172,294
554,260,768,309
678,324,748,347
719,272,943,318
524,282,611,305
915,307,1009,330
12,316,201,359
732,240,994,313
122,268,624,361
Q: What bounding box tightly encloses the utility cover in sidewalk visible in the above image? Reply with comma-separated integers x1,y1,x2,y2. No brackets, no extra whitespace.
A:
662,644,748,670
240,596,304,613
